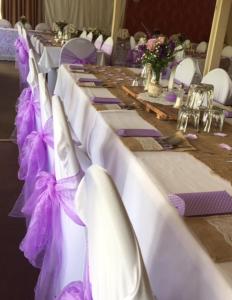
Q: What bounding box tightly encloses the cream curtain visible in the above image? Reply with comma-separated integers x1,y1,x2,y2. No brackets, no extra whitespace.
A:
0,0,2,18
45,0,126,34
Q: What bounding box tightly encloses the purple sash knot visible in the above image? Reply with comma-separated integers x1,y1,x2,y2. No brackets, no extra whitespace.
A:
61,48,97,65
20,171,84,268
18,118,54,181
16,89,40,149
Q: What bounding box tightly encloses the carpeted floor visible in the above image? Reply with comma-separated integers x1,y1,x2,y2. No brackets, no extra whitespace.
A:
0,61,38,300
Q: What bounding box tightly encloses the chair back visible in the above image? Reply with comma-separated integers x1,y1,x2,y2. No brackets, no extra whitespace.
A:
86,31,93,42
75,165,154,300
38,73,52,127
130,36,136,50
59,38,97,65
14,21,32,30
94,34,103,50
174,45,185,62
35,23,50,32
101,36,114,56
174,57,196,87
80,30,87,39
0,19,12,28
221,45,232,58
196,41,207,54
201,68,232,105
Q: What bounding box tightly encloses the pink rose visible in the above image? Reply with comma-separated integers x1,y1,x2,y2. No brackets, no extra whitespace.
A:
146,39,157,51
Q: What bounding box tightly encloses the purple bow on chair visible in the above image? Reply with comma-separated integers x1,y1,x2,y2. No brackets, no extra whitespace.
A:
20,171,84,268
61,48,97,65
15,87,40,150
18,117,54,181
15,37,29,88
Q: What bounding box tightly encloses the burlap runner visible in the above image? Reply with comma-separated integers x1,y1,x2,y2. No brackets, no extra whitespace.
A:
86,65,232,186
185,215,232,263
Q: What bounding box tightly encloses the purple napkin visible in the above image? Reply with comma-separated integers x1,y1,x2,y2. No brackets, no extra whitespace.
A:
78,78,103,84
69,64,84,70
92,97,121,104
168,191,232,217
224,111,232,118
165,92,177,102
116,128,162,137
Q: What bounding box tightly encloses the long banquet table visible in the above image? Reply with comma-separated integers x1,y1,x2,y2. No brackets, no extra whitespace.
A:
54,64,232,300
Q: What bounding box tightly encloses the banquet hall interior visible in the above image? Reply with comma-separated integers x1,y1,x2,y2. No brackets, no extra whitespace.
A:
0,0,232,299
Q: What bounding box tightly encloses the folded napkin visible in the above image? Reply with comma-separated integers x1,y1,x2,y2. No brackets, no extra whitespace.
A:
69,64,84,70
116,128,162,138
165,92,177,102
78,78,103,84
168,191,232,217
92,97,121,104
224,111,232,118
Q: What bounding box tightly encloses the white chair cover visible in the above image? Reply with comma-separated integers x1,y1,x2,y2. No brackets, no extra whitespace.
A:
14,21,32,30
35,95,89,300
201,68,232,105
174,57,196,87
0,19,12,28
35,23,50,32
86,31,93,42
130,36,137,50
38,73,52,127
221,45,232,58
196,41,208,54
80,30,87,39
59,38,97,66
94,34,103,50
174,45,185,62
183,39,191,49
75,165,154,300
101,36,114,56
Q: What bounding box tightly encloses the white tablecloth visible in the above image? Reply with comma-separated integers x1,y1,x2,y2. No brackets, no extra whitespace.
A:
54,65,232,300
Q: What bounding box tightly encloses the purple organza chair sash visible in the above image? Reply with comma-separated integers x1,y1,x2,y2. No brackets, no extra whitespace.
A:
20,171,84,268
18,117,54,181
16,86,40,150
61,48,97,65
15,37,29,87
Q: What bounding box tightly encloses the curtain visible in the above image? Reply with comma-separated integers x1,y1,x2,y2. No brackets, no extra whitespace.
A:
2,0,44,28
45,0,126,35
0,0,2,19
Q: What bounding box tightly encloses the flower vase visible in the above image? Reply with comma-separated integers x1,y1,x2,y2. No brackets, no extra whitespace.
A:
148,80,162,97
148,70,162,97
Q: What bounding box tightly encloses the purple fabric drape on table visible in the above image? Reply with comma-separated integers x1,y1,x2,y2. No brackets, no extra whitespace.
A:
15,37,29,88
20,171,84,268
61,48,97,65
15,86,40,151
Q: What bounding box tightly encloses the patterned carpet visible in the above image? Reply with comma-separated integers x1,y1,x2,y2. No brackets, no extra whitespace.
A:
0,62,38,300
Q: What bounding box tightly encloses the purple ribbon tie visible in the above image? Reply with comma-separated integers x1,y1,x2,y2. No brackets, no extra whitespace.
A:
61,48,97,65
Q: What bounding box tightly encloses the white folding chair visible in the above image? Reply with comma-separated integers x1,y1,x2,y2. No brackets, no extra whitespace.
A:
174,57,197,87
0,19,12,28
86,31,93,42
201,68,232,105
79,30,87,39
130,36,137,50
196,41,208,54
221,45,232,58
94,34,103,50
35,22,50,32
